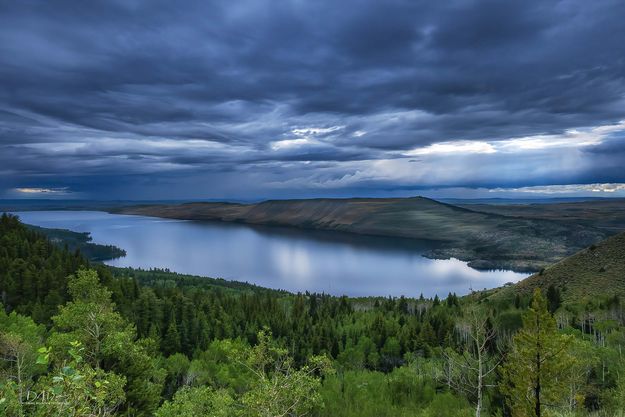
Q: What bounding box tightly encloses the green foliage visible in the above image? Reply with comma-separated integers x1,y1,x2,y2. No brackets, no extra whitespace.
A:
35,340,126,417
2,213,625,417
319,366,473,417
501,289,577,417
162,314,182,356
422,392,473,417
49,269,126,366
156,386,235,417
546,285,561,313
321,368,427,417
237,330,332,417
157,330,331,417
0,307,46,415
0,380,23,417
48,269,164,416
185,339,253,393
0,213,88,322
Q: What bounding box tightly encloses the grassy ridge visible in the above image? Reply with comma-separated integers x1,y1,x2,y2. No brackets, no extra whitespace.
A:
113,196,611,272
487,231,625,304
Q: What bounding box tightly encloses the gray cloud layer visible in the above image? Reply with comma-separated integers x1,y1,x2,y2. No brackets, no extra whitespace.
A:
1,0,625,198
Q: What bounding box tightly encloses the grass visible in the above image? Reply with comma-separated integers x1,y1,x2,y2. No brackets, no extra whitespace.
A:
490,231,625,303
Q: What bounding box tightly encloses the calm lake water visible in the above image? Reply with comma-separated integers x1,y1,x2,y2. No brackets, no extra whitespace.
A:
13,211,527,297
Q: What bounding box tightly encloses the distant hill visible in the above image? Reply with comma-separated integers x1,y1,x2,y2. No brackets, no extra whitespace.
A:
492,231,625,303
459,198,625,232
443,197,614,205
112,196,610,272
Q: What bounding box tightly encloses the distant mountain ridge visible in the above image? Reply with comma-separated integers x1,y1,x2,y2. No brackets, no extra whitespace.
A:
112,196,613,272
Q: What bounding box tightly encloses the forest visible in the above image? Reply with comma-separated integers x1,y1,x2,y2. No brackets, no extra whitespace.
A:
1,212,625,417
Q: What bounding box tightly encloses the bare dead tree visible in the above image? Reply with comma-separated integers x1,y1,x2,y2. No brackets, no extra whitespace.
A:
0,332,34,405
442,307,502,417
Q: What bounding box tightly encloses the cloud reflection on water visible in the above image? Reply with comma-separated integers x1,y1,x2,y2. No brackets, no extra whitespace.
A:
14,210,528,298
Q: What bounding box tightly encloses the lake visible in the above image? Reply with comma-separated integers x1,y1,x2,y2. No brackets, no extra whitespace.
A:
13,210,527,297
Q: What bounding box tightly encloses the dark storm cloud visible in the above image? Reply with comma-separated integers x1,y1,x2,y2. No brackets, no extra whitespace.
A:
1,0,625,198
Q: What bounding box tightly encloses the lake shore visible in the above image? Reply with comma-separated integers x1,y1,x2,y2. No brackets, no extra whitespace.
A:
12,210,527,297
110,196,613,272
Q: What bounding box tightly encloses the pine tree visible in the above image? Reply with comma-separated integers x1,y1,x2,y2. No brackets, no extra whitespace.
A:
546,285,561,313
501,289,576,417
162,313,182,356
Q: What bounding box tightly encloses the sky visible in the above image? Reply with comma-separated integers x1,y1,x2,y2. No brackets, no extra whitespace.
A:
1,0,625,200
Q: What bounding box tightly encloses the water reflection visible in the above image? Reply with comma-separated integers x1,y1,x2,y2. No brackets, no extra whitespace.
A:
13,211,527,297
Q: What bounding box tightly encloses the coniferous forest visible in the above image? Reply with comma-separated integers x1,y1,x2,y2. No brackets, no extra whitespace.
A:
2,212,625,417
4,0,625,414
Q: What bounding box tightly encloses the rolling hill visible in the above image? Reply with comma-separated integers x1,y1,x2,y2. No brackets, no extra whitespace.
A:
491,231,625,303
112,197,610,272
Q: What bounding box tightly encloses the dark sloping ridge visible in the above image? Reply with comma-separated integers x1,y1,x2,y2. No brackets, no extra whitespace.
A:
496,231,625,302
113,196,610,272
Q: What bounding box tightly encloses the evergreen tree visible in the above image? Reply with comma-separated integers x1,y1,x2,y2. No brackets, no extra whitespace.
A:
163,313,182,356
546,285,561,313
47,269,165,416
501,289,576,417
433,295,440,307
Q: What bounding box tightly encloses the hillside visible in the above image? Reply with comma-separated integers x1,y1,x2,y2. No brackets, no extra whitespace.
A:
112,196,610,272
491,231,625,303
459,198,625,232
